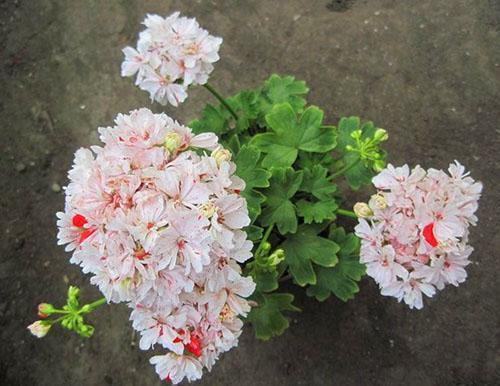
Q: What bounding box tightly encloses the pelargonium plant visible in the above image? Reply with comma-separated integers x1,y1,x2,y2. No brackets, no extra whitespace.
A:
28,12,482,384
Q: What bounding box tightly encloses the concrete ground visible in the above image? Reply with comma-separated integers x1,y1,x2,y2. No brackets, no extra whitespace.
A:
1,0,499,385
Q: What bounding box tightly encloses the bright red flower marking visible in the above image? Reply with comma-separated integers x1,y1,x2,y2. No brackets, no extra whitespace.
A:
78,228,95,244
185,336,202,357
422,223,438,247
72,214,88,228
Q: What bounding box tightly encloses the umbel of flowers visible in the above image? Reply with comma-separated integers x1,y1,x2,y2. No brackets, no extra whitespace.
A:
354,163,482,309
27,11,483,385
56,108,255,383
121,12,223,106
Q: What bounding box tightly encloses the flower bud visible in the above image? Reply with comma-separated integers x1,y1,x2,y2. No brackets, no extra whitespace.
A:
199,202,216,218
350,130,362,140
67,286,80,299
373,128,388,142
345,144,354,151
27,321,51,338
37,303,55,318
369,193,387,209
267,249,285,266
211,147,231,166
373,159,385,172
353,202,373,218
260,241,271,256
164,132,183,153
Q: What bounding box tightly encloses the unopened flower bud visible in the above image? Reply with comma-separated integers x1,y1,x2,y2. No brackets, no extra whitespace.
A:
267,249,285,266
373,128,388,142
260,241,271,256
67,286,80,299
370,193,387,209
37,303,55,318
211,147,231,166
345,144,354,151
164,132,182,153
27,320,51,338
373,159,385,172
199,202,216,218
353,202,373,218
350,129,362,140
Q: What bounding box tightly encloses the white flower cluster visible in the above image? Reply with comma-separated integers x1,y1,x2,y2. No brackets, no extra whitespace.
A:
121,12,223,106
355,162,482,309
57,108,255,383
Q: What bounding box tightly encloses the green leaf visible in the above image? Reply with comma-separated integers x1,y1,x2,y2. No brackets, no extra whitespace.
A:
306,227,365,301
245,225,264,242
337,116,361,151
296,152,336,173
281,224,340,286
261,167,303,234
188,104,230,136
247,292,300,340
296,199,338,224
254,270,279,293
300,165,337,200
250,103,336,168
261,74,309,114
335,116,377,190
344,152,372,190
228,90,260,133
234,146,272,222
250,133,298,169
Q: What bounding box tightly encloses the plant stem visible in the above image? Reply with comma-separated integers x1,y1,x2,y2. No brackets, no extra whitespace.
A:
202,83,239,121
86,297,107,311
255,224,274,258
337,209,358,219
329,157,361,180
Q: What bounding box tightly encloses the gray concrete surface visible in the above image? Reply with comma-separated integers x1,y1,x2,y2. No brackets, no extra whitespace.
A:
1,0,499,385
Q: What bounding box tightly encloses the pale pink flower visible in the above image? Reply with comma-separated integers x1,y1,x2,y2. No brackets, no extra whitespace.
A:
356,162,481,309
57,108,255,382
122,12,222,106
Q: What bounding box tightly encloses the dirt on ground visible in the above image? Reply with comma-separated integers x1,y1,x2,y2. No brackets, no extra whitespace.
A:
1,1,499,385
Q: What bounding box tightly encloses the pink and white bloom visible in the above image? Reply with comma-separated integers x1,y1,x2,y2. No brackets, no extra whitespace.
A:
355,162,482,309
27,321,51,338
121,12,223,106
56,108,255,383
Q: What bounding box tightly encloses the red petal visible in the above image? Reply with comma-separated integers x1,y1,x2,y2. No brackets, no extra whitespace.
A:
185,336,202,357
78,228,95,244
72,214,88,228
422,223,438,247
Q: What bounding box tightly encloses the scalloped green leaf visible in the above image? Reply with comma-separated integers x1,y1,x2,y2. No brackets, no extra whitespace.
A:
281,224,340,286
296,199,338,224
261,167,303,234
247,292,300,340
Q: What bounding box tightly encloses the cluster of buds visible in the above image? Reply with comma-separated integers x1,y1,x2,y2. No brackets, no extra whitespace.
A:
346,128,388,172
28,286,101,338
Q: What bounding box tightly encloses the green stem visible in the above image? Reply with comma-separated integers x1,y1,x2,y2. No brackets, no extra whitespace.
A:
329,157,361,180
337,209,358,219
85,297,107,311
255,224,274,258
203,83,239,121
